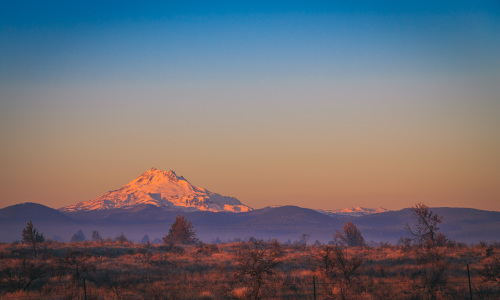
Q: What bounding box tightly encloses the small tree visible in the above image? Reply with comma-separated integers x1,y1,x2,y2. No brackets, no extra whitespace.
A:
91,230,102,242
0,258,46,292
115,232,128,243
137,241,154,282
71,230,86,242
141,234,150,244
406,203,443,246
412,243,449,298
299,233,311,249
235,240,284,299
334,222,366,247
480,256,500,284
163,215,198,245
58,250,95,299
316,245,364,299
21,220,44,257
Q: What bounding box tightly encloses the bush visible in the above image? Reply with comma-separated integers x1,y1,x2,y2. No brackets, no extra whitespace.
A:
334,222,366,247
21,221,44,257
70,230,86,242
163,215,198,245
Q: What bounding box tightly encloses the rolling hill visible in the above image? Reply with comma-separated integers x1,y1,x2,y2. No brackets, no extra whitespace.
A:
0,202,498,244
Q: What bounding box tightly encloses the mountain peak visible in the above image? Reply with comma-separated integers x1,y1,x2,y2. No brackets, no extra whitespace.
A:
61,168,252,213
139,168,185,183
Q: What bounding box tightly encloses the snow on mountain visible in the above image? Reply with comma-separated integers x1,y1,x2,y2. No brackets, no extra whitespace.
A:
316,207,390,217
60,167,252,213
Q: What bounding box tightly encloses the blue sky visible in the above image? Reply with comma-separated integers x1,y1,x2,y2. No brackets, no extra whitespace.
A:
2,1,499,84
1,1,499,210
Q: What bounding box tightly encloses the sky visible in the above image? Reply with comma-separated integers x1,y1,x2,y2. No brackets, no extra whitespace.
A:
1,1,499,211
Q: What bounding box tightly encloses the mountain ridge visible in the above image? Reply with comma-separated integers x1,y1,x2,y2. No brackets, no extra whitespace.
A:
0,202,498,243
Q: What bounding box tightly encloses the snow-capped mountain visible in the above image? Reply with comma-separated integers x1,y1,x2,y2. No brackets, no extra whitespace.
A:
316,207,390,217
61,167,252,213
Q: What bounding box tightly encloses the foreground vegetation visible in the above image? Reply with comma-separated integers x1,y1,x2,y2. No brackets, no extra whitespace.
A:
2,207,498,299
0,239,498,299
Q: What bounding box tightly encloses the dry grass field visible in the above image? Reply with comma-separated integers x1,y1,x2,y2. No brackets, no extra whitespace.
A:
0,239,498,299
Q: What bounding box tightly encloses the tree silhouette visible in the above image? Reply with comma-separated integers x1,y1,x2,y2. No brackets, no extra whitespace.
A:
58,250,95,299
480,256,500,284
236,240,284,299
316,245,364,300
115,232,128,243
299,233,310,249
71,230,86,242
0,258,46,292
406,203,443,246
141,234,150,244
21,220,44,257
334,222,366,247
91,230,102,242
163,215,198,245
137,241,154,282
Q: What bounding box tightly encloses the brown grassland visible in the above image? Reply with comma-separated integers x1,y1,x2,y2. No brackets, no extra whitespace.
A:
0,238,499,299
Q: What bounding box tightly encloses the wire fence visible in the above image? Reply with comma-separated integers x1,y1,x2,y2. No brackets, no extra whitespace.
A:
1,277,498,299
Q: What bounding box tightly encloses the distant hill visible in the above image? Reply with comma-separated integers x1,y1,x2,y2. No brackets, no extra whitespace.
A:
0,202,73,224
62,205,344,242
353,207,500,243
0,202,75,242
0,203,498,244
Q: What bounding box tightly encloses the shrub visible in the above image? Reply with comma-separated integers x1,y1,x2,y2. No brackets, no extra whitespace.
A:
70,230,86,243
21,221,44,257
163,215,198,245
235,240,284,299
334,222,366,247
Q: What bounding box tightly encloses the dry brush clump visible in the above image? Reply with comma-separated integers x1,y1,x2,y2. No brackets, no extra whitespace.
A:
231,239,285,299
0,239,499,299
314,245,364,299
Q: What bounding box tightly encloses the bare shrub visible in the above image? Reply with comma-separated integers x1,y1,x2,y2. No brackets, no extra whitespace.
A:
195,242,219,255
114,232,129,243
406,203,443,247
70,230,86,242
1,235,498,298
91,230,102,242
57,250,95,299
410,246,449,299
0,258,46,293
235,240,284,299
93,269,132,299
144,280,179,299
334,222,366,247
397,236,414,252
315,245,364,299
299,233,311,249
141,234,150,244
480,256,500,284
136,241,154,282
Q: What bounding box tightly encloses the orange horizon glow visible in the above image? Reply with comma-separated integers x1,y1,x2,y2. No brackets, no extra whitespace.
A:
1,3,499,212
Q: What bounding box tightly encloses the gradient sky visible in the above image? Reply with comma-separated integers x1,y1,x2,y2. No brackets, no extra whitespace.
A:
1,1,499,211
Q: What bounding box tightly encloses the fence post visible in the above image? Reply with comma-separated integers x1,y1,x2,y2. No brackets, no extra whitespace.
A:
83,277,87,300
313,276,316,300
467,264,473,300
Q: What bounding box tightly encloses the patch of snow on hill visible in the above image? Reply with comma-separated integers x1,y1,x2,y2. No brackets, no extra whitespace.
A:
317,207,390,217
